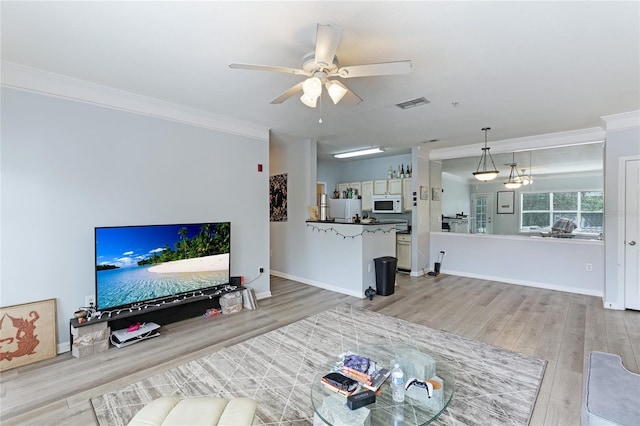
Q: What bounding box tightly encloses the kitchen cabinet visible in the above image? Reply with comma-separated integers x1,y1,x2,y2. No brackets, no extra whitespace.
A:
403,178,413,211
337,182,362,198
388,179,402,195
374,178,402,195
361,180,373,211
350,182,362,197
373,180,388,195
396,233,411,271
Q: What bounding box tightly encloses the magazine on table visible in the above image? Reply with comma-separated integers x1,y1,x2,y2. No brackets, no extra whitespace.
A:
332,352,391,391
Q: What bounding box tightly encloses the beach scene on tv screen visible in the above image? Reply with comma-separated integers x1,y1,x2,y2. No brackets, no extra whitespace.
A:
96,222,230,310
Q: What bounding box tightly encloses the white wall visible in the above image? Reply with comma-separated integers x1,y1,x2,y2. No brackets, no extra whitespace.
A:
603,123,640,308
269,138,317,280
1,88,271,351
430,232,605,296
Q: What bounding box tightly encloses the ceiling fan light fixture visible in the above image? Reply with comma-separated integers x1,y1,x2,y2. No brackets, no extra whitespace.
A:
473,127,499,181
302,76,322,98
300,93,318,108
326,80,348,104
334,147,384,159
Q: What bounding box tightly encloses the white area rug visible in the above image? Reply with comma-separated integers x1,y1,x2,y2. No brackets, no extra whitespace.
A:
91,304,546,425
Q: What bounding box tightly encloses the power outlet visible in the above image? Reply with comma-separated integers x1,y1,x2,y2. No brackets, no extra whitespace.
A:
85,295,95,307
259,267,264,273
586,263,593,272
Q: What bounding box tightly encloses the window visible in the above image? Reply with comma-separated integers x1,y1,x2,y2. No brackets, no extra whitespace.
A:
521,191,603,233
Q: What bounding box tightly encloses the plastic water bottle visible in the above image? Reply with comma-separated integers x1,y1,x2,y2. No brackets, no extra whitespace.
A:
391,363,405,402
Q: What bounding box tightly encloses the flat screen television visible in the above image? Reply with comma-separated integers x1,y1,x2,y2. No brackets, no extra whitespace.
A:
95,222,230,311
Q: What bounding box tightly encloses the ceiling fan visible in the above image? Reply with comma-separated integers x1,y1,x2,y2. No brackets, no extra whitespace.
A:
229,24,412,108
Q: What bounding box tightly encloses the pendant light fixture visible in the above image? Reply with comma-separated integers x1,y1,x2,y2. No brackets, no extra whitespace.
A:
472,127,499,181
504,152,524,189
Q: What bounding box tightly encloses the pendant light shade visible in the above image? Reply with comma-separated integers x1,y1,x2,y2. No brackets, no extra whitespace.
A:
504,152,524,189
473,127,499,181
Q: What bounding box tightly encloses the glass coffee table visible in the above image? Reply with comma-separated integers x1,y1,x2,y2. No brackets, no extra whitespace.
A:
311,343,455,426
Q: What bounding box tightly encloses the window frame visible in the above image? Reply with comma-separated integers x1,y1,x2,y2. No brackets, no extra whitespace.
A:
519,190,603,233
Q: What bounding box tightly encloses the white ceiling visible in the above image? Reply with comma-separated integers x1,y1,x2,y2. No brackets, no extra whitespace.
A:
2,1,638,161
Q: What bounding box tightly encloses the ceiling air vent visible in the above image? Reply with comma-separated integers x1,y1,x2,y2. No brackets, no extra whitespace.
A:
395,97,430,110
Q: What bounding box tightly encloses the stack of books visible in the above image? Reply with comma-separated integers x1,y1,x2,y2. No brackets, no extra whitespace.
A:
332,352,391,393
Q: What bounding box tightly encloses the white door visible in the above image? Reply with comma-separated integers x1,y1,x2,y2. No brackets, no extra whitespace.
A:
471,194,493,234
624,159,640,310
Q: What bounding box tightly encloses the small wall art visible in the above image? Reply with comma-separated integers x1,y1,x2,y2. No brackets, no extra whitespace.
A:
497,191,515,214
270,173,288,222
1,298,57,372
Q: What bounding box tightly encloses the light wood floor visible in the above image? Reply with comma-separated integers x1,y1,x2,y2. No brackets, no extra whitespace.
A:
1,274,639,425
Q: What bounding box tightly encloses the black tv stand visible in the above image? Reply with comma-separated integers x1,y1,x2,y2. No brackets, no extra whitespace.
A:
69,285,243,348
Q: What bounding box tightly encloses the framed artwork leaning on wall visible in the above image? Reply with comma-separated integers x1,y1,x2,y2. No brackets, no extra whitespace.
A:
0,298,57,371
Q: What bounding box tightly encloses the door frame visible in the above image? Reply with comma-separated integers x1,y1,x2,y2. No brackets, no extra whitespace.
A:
618,155,640,309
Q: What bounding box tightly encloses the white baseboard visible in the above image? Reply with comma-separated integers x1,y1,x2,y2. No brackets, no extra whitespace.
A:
441,269,604,298
270,270,364,298
602,300,625,310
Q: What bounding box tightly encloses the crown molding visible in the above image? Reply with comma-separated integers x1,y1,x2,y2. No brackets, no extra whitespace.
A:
430,127,605,161
600,110,640,131
1,61,270,141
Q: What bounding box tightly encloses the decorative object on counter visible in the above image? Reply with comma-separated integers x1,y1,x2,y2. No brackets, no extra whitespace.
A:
0,299,57,371
306,223,396,239
269,173,287,222
308,206,319,221
319,193,329,221
472,127,499,181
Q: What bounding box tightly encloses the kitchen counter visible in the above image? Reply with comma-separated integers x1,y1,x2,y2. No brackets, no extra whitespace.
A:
306,219,406,226
304,221,398,298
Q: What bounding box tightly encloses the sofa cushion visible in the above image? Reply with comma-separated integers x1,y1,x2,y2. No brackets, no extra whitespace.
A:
127,396,257,426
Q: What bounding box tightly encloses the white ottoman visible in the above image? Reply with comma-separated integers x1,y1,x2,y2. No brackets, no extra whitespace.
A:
127,396,257,426
582,351,640,426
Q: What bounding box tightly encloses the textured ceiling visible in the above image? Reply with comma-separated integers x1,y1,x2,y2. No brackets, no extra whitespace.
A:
2,1,638,162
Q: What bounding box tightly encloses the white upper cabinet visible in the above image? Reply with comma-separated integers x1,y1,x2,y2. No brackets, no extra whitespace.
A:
373,180,388,195
361,181,373,211
388,179,402,195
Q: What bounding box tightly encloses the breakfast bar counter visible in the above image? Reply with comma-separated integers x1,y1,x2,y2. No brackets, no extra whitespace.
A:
305,220,399,298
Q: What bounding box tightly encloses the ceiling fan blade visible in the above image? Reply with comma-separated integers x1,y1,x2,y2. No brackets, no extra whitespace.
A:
341,86,363,106
229,63,311,76
270,81,305,104
315,24,342,68
335,60,412,78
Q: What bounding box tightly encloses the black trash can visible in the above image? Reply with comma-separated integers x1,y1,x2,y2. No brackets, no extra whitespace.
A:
374,256,397,296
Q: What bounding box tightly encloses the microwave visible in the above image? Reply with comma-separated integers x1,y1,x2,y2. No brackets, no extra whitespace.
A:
372,194,402,213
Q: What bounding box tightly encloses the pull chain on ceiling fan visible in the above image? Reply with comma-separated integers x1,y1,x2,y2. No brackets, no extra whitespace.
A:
229,24,412,108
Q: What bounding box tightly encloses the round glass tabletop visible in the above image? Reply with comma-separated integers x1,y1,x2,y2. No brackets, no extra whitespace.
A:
311,343,455,426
